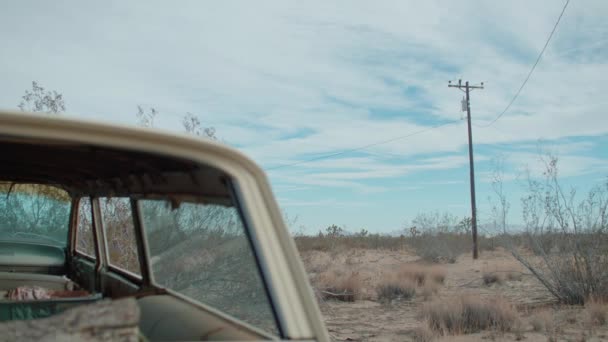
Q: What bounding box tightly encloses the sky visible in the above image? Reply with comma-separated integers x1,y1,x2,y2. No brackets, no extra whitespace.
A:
1,1,607,234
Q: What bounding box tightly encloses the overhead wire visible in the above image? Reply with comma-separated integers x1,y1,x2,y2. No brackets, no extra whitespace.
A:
146,1,570,172
267,1,571,170
477,0,571,128
266,119,461,170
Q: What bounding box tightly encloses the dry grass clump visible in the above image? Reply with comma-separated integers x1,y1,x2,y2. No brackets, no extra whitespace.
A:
423,295,519,335
530,310,554,332
585,298,608,326
408,233,498,263
482,267,523,286
505,271,523,281
398,263,446,286
412,325,436,342
376,274,416,303
373,263,447,302
481,259,525,286
420,281,440,300
317,271,361,302
428,267,447,285
483,272,504,286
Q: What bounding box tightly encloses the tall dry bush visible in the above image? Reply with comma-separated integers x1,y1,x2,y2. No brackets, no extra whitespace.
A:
405,211,499,262
412,326,436,342
423,295,518,335
317,271,362,302
585,298,608,327
376,274,416,303
376,264,446,303
398,263,446,285
407,232,496,263
530,310,554,333
507,157,608,304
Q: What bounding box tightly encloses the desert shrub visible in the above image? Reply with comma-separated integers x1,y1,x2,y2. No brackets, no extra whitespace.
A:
483,272,504,286
376,275,416,303
293,226,496,261
407,232,495,263
317,271,361,302
429,268,447,284
482,261,523,285
530,310,553,332
294,232,406,252
508,158,608,305
423,296,518,335
566,312,578,324
398,263,446,286
374,264,445,303
419,281,440,300
405,211,498,262
399,264,427,285
407,233,465,263
412,325,435,342
506,271,523,282
585,298,608,326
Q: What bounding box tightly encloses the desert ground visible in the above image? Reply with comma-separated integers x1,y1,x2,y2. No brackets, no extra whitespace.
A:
298,246,608,342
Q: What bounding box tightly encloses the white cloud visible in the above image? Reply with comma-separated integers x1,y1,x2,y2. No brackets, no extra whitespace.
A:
277,198,368,208
1,0,606,198
477,150,608,184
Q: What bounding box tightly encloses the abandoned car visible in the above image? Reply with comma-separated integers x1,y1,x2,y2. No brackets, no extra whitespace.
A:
0,110,330,341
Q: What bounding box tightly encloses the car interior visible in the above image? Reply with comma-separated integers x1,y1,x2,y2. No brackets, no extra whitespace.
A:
0,134,280,341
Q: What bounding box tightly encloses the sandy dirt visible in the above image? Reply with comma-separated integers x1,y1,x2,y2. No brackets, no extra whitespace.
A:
299,247,608,342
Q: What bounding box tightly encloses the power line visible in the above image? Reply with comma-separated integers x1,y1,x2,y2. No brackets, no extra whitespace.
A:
265,120,461,171
477,0,570,128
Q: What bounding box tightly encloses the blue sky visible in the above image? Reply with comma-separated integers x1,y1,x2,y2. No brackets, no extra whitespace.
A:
1,1,607,234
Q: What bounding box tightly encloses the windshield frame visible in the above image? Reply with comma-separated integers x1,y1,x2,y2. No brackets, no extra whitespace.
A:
133,179,283,338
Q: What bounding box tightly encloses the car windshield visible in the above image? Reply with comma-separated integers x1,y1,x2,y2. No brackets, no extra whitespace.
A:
139,199,279,335
0,183,71,247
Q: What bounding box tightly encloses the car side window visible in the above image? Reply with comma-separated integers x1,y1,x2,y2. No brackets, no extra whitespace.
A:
139,199,279,336
99,197,141,276
75,197,95,258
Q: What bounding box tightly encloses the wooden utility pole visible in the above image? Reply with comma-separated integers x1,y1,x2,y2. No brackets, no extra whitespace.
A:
448,79,484,259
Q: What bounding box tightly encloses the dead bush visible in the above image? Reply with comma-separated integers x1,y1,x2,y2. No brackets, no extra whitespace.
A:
419,281,440,300
512,318,526,341
506,271,523,281
412,325,435,342
585,298,608,326
408,233,465,263
376,274,416,303
506,159,608,304
407,232,496,263
317,271,361,302
566,313,577,324
530,310,553,333
483,272,504,286
423,295,518,335
398,263,446,286
428,267,447,284
399,264,426,285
